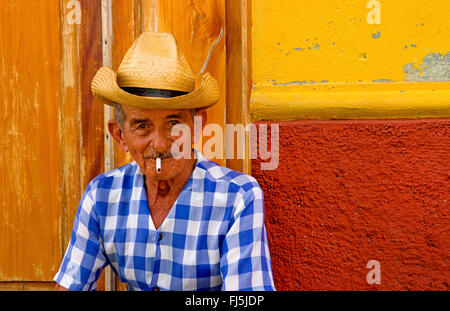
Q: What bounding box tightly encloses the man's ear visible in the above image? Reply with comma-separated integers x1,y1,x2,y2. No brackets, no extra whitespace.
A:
107,120,129,153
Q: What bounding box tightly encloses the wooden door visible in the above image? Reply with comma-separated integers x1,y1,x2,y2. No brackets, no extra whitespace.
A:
0,0,104,290
0,0,63,289
0,0,249,291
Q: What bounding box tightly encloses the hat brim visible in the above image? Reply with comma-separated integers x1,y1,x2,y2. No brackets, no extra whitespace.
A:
91,67,220,109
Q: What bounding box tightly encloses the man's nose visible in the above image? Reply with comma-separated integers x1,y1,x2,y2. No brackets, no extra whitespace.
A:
150,127,171,151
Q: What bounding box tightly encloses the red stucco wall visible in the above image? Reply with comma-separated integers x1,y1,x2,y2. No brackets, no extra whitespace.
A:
252,118,450,290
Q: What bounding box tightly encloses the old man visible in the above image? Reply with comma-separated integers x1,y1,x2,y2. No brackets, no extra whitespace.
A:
54,32,274,291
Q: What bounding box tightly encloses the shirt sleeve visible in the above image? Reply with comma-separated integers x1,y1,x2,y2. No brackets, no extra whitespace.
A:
220,182,276,291
53,181,108,291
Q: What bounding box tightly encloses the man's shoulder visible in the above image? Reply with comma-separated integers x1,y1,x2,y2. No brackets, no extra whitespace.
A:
88,161,139,190
196,158,261,193
196,158,264,212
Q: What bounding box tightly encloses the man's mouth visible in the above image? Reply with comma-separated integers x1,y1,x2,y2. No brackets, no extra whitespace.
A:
143,152,172,160
144,156,172,160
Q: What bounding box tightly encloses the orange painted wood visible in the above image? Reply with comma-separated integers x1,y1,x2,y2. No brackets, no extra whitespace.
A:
60,0,83,253
56,0,106,291
112,0,140,171
225,0,252,174
80,0,105,187
0,282,55,291
78,0,105,291
112,0,141,74
0,0,63,281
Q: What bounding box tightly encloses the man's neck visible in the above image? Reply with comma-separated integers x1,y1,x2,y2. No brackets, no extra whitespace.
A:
143,157,196,229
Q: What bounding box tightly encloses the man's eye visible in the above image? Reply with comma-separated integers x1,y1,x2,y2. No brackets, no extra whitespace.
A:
137,124,148,129
169,120,180,126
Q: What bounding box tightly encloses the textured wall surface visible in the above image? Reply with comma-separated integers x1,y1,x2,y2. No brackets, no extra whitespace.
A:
252,118,450,290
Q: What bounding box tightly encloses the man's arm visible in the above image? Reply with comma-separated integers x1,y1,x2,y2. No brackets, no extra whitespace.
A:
53,180,108,290
220,183,275,291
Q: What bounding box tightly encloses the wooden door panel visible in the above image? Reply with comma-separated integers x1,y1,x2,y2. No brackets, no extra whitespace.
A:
0,0,62,281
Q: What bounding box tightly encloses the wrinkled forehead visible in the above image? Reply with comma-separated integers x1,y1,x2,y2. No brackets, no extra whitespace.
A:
121,105,194,120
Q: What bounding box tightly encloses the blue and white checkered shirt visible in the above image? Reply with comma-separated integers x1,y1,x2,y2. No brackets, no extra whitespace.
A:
54,150,275,291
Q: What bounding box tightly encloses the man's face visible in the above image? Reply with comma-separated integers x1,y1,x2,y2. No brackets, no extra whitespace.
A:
112,105,196,180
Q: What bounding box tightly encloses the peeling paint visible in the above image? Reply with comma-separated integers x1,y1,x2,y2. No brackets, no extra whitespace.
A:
291,44,319,52
372,79,394,83
273,80,316,86
403,52,450,82
271,79,329,86
372,31,381,39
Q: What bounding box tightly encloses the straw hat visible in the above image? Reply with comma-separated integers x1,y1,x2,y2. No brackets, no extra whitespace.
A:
91,32,220,109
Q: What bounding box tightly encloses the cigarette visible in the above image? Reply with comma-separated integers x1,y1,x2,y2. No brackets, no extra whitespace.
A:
156,157,161,174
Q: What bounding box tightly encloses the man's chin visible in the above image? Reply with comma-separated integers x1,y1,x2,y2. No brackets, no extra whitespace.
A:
147,172,176,181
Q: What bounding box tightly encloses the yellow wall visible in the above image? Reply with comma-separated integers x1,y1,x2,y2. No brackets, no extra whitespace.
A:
250,0,450,120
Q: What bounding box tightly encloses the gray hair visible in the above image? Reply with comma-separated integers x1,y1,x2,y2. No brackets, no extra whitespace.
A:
113,103,196,126
113,103,126,126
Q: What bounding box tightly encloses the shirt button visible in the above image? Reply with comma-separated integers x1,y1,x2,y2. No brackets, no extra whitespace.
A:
153,286,160,291
158,233,163,241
